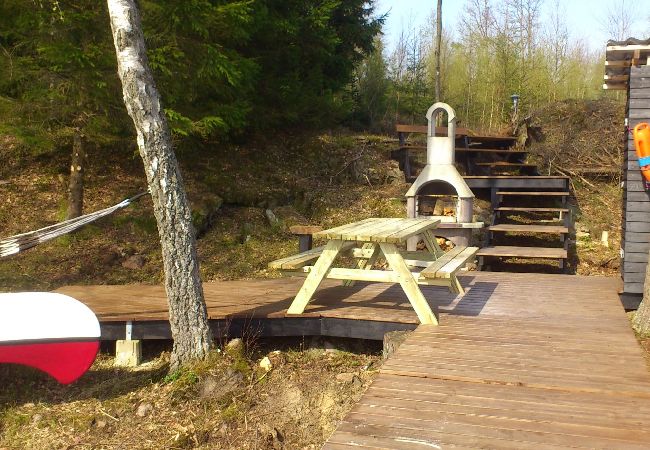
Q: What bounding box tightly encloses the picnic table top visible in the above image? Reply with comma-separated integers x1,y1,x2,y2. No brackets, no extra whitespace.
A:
313,218,440,244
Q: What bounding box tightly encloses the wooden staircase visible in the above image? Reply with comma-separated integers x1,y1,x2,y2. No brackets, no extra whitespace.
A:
394,125,572,272
478,190,570,270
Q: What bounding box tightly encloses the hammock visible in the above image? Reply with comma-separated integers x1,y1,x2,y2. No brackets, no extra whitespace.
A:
0,191,149,258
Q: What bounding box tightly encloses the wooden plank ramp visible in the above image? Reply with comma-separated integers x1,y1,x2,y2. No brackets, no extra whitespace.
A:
324,272,650,449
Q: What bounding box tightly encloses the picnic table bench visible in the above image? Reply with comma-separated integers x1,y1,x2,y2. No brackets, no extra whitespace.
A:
269,218,478,324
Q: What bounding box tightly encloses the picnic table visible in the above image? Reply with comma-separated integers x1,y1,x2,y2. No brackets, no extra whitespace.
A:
270,218,478,325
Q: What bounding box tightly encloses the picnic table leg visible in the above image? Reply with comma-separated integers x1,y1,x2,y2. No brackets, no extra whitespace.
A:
379,242,438,325
422,230,444,259
343,243,380,287
287,239,345,315
451,275,465,295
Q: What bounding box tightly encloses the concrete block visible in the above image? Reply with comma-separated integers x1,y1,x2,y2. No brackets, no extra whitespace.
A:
115,339,142,367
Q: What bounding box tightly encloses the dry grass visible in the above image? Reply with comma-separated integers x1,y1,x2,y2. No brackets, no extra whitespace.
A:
0,338,381,449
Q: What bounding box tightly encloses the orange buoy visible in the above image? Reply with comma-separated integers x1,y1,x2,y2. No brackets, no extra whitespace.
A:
634,123,650,182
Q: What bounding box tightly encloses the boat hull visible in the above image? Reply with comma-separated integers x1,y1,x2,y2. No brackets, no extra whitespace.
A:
0,340,100,384
0,292,101,384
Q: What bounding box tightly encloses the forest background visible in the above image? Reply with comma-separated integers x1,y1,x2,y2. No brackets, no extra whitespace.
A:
1,0,646,160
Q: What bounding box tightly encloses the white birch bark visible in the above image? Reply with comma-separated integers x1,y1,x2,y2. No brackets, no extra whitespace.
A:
106,0,213,369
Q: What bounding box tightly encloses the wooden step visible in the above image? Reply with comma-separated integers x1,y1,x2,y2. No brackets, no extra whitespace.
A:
399,145,527,154
475,162,536,167
488,224,569,234
496,191,570,196
477,246,567,259
456,148,527,154
495,207,569,213
476,163,537,176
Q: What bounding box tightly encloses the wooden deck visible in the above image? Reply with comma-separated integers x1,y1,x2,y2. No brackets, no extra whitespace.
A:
55,272,650,447
324,273,650,449
53,272,613,338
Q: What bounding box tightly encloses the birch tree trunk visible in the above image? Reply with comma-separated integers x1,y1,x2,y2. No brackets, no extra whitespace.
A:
106,0,213,369
434,0,443,102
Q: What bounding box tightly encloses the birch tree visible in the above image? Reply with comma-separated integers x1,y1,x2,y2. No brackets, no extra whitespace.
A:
434,0,443,102
106,0,213,370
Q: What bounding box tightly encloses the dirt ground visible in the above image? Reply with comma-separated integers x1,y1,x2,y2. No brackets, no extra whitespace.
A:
0,338,381,449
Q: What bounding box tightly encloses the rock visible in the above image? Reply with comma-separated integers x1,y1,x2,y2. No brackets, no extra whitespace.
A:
351,375,363,389
383,330,412,360
136,402,153,417
239,222,253,244
95,419,107,429
575,222,589,233
272,206,308,229
259,356,273,372
259,424,284,449
335,372,356,383
385,161,405,185
225,338,244,355
192,193,223,238
323,340,337,353
200,369,245,400
122,255,145,270
31,414,42,425
265,209,279,226
101,251,120,266
199,375,221,399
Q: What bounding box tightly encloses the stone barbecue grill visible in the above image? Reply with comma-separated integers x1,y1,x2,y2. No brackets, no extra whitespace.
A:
405,103,474,225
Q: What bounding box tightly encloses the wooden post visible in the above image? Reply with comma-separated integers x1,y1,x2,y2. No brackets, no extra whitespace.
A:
380,242,438,325
287,239,345,315
289,225,322,252
66,131,85,220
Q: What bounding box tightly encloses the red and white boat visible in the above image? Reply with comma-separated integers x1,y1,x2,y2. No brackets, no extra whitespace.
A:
0,292,100,384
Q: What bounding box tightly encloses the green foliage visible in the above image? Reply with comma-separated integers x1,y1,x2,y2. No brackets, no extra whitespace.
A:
351,0,605,132
0,0,383,153
245,0,384,129
350,36,389,131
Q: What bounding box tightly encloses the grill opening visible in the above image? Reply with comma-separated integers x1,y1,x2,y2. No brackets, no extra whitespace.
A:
417,195,458,217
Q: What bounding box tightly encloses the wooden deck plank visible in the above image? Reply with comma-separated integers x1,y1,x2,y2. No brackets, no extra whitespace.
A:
477,246,567,259
495,207,569,213
488,224,569,234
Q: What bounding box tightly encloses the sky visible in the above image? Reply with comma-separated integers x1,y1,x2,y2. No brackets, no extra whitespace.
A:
377,0,648,54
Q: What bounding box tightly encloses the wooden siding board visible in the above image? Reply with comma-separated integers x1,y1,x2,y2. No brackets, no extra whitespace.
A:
630,109,650,118
624,241,650,253
626,211,650,221
630,98,650,108
630,118,650,129
623,231,650,243
624,272,646,283
631,78,650,89
625,200,650,212
623,252,648,263
624,262,648,273
624,281,644,294
623,221,650,232
625,180,647,192
627,170,645,182
630,89,650,99
624,191,650,202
